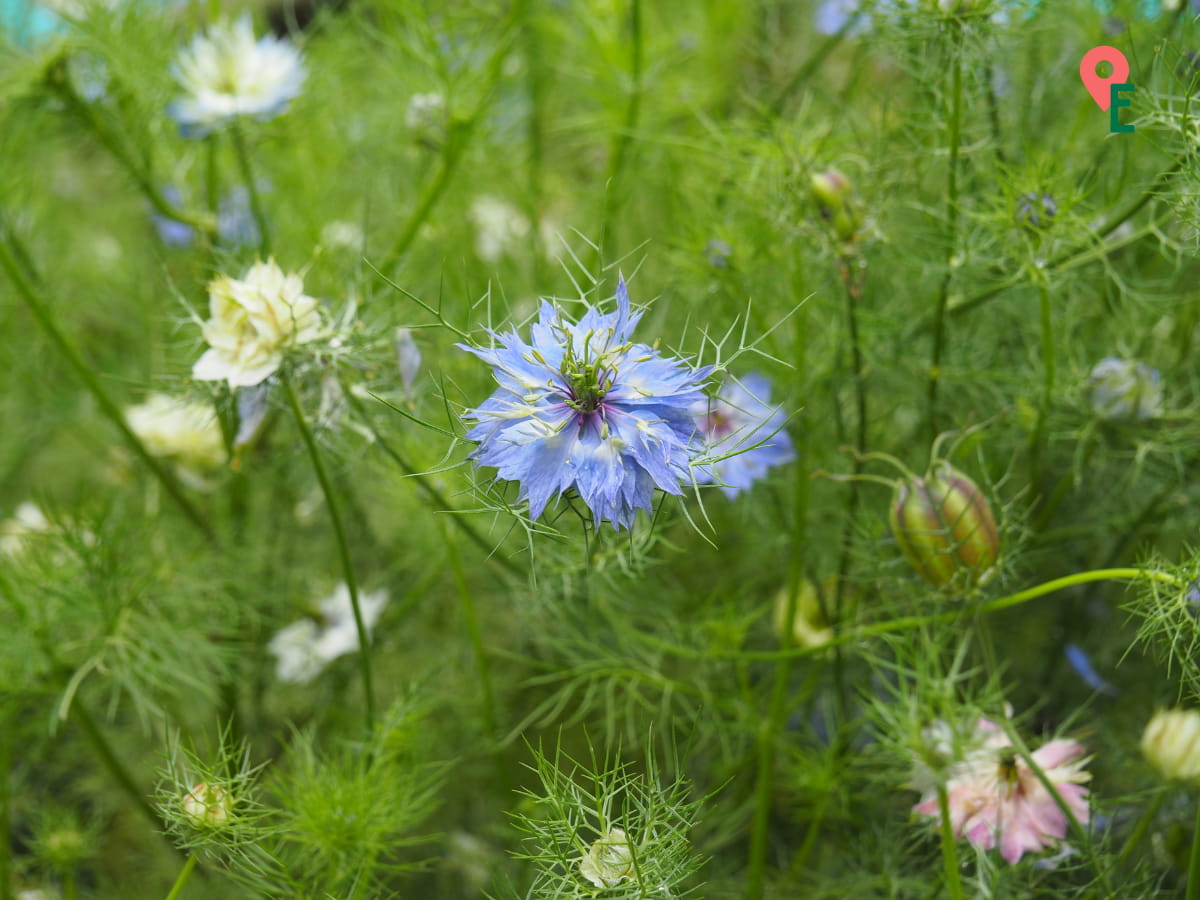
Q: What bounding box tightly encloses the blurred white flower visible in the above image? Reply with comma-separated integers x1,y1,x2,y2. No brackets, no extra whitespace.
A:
268,583,388,684
168,15,305,138
125,393,227,477
1087,358,1162,422
406,91,447,148
0,502,52,557
469,196,530,263
193,259,324,388
320,220,364,251
395,328,421,397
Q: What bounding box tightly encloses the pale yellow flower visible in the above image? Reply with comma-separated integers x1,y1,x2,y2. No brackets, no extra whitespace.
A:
1142,709,1200,782
125,393,227,475
193,259,323,388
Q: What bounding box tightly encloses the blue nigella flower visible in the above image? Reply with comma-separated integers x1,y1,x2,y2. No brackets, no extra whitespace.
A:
691,372,795,498
459,279,713,530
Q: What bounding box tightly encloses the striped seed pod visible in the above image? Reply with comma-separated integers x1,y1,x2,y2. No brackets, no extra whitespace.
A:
889,462,999,589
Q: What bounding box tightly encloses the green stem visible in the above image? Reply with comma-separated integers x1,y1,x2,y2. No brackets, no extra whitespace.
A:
935,782,965,900
378,0,528,273
72,701,163,830
343,390,521,576
442,523,497,740
597,0,643,265
944,157,1186,323
927,20,965,438
1188,794,1200,900
165,852,199,900
0,223,216,544
1029,276,1054,488
63,871,76,900
0,703,9,900
745,577,798,900
641,567,1183,663
767,12,859,118
283,375,374,732
1116,789,1166,869
230,125,271,256
46,61,216,236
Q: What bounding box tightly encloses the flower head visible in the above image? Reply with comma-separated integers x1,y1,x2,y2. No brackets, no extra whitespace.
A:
459,279,713,530
182,781,232,828
1087,357,1163,422
912,716,1091,864
691,373,794,498
193,259,323,388
268,583,388,684
1141,708,1200,782
578,827,633,888
125,393,227,476
168,15,305,138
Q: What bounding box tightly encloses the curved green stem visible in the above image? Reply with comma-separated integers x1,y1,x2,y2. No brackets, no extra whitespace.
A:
283,375,374,732
639,567,1183,663
46,60,216,237
164,852,198,900
230,125,271,256
0,222,216,544
936,783,965,900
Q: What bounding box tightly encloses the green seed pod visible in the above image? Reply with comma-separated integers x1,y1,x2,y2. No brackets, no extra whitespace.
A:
889,462,999,588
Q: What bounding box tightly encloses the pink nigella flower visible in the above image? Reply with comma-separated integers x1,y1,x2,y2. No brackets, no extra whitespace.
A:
912,716,1091,865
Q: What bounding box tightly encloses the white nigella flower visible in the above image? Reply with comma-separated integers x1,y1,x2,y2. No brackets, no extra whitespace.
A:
469,195,530,263
268,583,388,684
168,14,306,138
0,502,52,557
579,827,634,888
125,393,227,476
193,259,324,388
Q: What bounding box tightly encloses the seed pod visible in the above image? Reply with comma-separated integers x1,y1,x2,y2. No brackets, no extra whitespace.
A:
889,462,999,588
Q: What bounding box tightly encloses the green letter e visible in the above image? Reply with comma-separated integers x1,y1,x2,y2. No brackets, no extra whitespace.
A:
1110,84,1134,134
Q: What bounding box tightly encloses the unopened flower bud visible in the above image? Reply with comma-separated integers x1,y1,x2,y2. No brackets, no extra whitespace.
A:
889,462,1000,588
1015,192,1058,229
579,827,633,888
1087,358,1162,422
182,782,232,828
772,578,837,649
1142,709,1200,782
810,169,862,243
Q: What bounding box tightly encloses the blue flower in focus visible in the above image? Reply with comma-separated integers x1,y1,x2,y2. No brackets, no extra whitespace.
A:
459,279,713,530
691,373,795,498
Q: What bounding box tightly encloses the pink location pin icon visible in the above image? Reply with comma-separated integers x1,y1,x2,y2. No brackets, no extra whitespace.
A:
1080,46,1130,111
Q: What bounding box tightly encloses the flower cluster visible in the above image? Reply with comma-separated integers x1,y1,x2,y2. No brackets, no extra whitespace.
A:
460,281,798,529
193,259,323,388
168,15,306,138
460,280,714,530
912,714,1091,864
268,583,388,684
